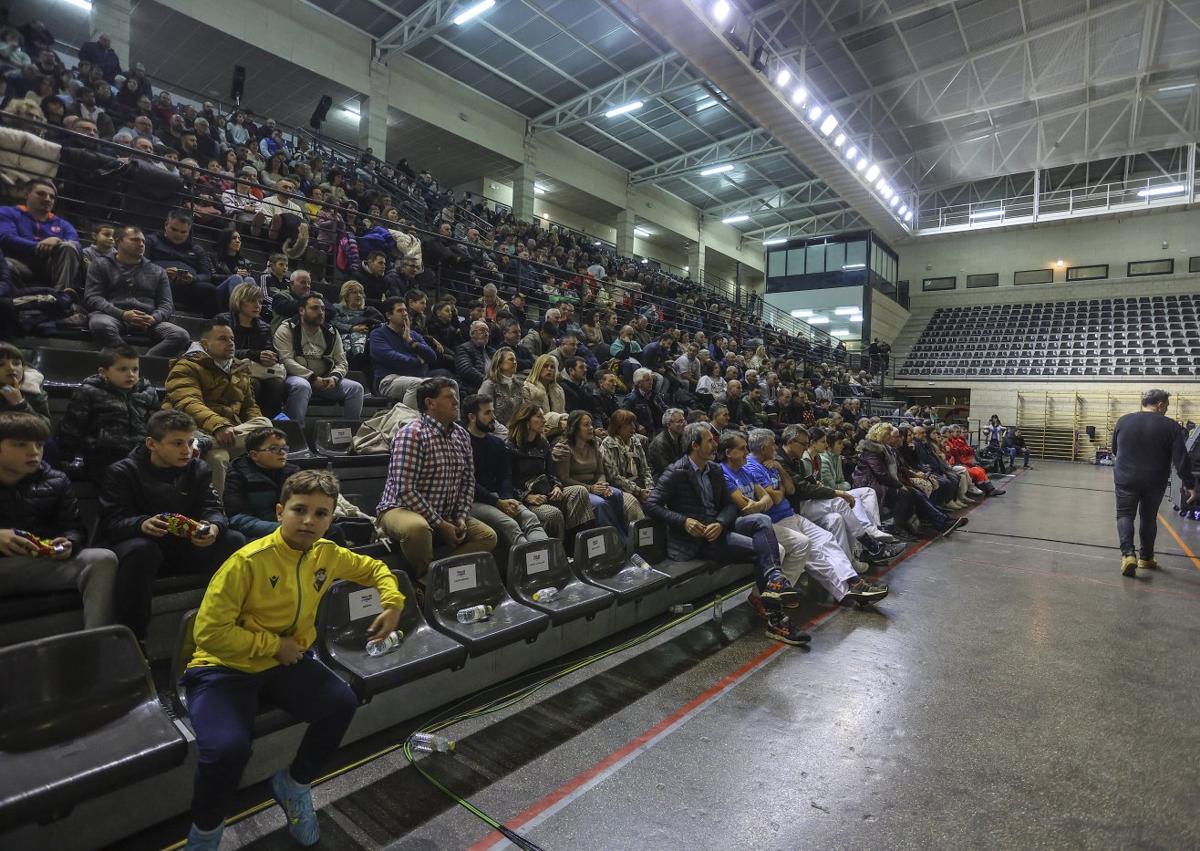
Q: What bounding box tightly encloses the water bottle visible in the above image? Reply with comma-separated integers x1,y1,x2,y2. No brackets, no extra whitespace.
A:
630,553,653,571
532,587,559,603
410,732,456,753
365,630,403,656
456,604,494,624
668,603,694,614
712,595,723,625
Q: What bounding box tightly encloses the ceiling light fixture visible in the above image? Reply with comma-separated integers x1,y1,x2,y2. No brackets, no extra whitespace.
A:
695,99,718,112
903,211,913,222
1136,184,1186,197
807,104,823,121
64,0,93,9
605,101,643,118
791,309,814,318
791,87,807,106
875,178,887,191
834,306,858,315
700,163,734,176
541,212,549,219
864,164,880,182
453,0,495,25
969,208,1003,220
534,184,546,194
842,263,866,270
856,157,868,171
819,114,838,136
763,237,788,245
712,0,732,22
891,195,901,208
898,205,908,216
844,145,858,160
722,214,750,224
340,104,360,118
634,227,650,236
1158,83,1196,93
807,316,830,324
833,132,846,148
775,69,791,87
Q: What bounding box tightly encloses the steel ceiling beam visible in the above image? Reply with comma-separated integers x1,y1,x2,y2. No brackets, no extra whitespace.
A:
629,129,784,184
745,207,868,240
377,0,461,54
703,178,827,215
530,54,699,133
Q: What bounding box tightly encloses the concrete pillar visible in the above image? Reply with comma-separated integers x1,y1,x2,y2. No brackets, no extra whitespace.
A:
686,235,705,282
90,0,133,73
358,61,390,161
512,137,538,222
616,208,636,258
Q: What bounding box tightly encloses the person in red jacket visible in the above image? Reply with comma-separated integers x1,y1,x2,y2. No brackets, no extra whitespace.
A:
945,426,1004,495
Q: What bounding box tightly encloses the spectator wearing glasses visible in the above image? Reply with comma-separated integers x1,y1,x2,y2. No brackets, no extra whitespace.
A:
222,427,302,541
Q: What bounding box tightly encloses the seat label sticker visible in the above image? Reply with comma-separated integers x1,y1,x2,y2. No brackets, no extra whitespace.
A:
587,536,606,559
349,588,382,620
449,563,478,593
527,549,550,574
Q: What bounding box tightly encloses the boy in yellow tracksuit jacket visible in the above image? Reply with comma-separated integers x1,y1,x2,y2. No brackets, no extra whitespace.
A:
182,469,403,851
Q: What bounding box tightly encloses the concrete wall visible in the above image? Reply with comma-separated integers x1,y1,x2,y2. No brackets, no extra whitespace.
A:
901,207,1200,304
867,289,909,346
891,380,1200,431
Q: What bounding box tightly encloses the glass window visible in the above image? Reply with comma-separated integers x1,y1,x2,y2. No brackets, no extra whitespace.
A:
767,249,786,277
825,241,845,271
806,243,826,274
786,248,805,275
844,240,866,268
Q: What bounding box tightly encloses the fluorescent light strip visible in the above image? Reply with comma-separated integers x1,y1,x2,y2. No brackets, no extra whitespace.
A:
763,237,788,245
833,132,846,148
844,145,858,160
791,87,807,105
634,227,650,236
712,0,731,22
775,69,791,87
605,101,643,118
819,114,838,135
807,316,830,324
903,211,913,222
841,263,865,270
63,0,93,8
700,163,734,176
453,0,495,25
1158,83,1196,93
790,309,814,318
864,164,879,182
969,208,1003,220
834,306,858,315
1136,184,1185,197
722,214,750,224
695,99,718,112
807,105,823,122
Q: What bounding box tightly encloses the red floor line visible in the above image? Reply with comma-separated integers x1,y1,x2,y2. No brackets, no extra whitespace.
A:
1156,512,1200,572
464,486,996,848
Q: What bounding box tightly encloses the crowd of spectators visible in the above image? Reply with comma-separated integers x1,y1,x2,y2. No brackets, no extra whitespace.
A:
0,23,1016,654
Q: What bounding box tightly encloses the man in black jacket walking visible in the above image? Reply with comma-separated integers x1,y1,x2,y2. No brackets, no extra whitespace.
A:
1112,389,1195,576
645,422,808,644
98,410,244,639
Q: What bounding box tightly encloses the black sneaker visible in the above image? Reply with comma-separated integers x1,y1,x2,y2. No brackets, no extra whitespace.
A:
844,580,889,605
940,516,969,538
765,613,811,645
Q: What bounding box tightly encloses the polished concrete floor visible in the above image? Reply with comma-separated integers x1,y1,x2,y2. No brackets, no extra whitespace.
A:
138,462,1200,851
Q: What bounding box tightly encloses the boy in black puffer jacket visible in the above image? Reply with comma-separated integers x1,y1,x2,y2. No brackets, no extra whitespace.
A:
98,409,244,641
224,427,348,545
0,412,117,628
57,345,160,484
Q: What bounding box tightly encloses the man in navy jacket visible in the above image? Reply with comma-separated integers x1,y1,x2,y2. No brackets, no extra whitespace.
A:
369,297,457,405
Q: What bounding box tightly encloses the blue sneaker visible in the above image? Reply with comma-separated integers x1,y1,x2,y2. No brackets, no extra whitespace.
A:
759,570,802,608
185,823,224,851
270,769,320,846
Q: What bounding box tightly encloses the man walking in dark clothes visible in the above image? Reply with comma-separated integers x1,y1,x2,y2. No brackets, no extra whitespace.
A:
1111,389,1194,577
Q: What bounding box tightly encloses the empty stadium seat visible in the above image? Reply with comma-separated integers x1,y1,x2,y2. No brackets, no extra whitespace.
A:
506,539,614,625
316,571,467,697
0,626,187,831
628,518,712,585
425,553,549,655
574,527,670,602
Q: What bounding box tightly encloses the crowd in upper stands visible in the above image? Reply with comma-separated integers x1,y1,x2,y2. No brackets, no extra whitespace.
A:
0,19,1016,652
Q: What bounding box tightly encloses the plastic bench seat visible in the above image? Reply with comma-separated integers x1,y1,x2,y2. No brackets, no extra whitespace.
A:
311,419,384,466
425,554,549,655
506,540,614,626
317,571,467,697
575,527,669,602
629,518,713,584
0,626,187,831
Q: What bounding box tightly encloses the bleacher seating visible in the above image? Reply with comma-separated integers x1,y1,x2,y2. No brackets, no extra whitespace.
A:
424,553,550,655
900,294,1200,377
506,539,615,626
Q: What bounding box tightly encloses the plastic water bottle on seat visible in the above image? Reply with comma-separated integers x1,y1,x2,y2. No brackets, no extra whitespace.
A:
456,604,494,623
630,553,653,571
532,587,559,603
365,630,403,656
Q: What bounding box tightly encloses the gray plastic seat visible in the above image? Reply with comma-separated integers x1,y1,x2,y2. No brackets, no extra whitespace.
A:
507,539,614,625
317,571,467,697
629,518,712,584
425,553,549,655
0,626,187,831
575,526,669,602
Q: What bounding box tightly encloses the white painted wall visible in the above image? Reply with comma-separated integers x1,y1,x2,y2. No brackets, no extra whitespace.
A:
901,207,1200,303
868,289,909,345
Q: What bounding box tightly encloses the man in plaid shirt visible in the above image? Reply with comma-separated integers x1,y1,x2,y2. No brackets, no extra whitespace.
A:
377,378,497,581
